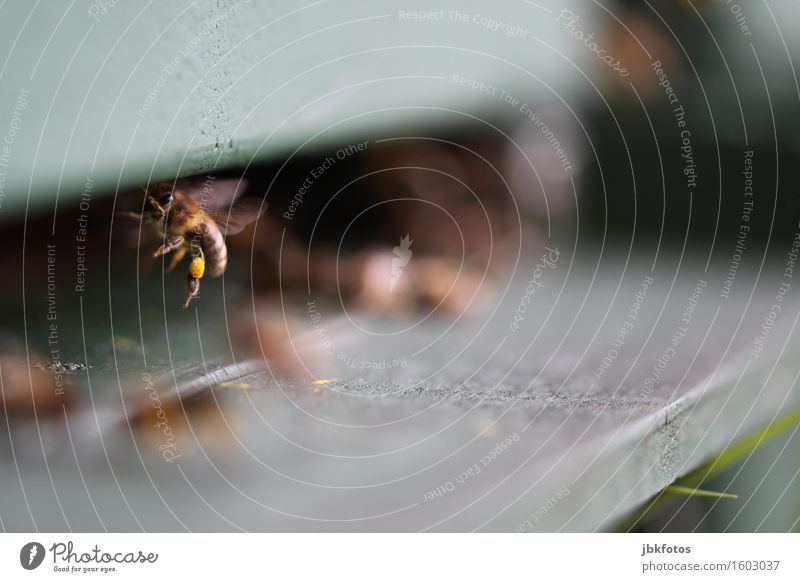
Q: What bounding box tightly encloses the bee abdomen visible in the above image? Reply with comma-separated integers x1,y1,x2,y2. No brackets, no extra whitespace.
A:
200,222,227,277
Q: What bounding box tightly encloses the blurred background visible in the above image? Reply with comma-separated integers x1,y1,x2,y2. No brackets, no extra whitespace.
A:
0,0,798,532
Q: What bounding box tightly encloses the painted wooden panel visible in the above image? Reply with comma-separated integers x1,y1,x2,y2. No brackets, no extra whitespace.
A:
0,0,591,218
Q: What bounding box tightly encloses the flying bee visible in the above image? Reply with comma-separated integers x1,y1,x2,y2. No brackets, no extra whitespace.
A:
118,178,265,308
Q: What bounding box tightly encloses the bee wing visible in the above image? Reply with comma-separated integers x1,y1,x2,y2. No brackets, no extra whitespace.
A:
178,178,249,209
209,199,267,236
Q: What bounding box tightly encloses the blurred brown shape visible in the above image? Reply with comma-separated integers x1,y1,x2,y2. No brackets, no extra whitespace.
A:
607,8,681,99
354,252,490,315
123,372,237,458
0,354,71,417
242,139,512,322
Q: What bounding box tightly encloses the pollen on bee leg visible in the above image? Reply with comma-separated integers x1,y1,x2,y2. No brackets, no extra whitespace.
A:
189,255,205,279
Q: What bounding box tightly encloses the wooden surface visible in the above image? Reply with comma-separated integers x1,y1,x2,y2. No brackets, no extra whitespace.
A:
3,0,800,533
0,0,590,218
1,255,797,531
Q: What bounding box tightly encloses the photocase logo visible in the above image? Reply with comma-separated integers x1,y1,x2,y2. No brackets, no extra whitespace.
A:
390,235,413,292
19,542,45,570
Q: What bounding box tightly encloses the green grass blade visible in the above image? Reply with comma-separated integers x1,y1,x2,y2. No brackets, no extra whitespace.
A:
664,485,738,500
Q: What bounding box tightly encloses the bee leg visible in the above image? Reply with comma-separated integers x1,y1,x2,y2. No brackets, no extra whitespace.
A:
183,274,200,309
166,247,187,273
115,211,143,221
146,195,167,216
153,235,185,258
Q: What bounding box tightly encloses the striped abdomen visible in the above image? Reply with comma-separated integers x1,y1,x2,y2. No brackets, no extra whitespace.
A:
199,220,227,277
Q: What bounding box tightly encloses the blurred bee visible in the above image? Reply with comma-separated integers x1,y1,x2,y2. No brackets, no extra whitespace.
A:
118,178,265,308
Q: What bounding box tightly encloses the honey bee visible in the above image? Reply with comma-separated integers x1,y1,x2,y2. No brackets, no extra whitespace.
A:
118,179,265,308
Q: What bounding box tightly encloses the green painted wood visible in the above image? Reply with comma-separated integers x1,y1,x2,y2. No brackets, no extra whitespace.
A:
1,257,798,531
0,0,592,219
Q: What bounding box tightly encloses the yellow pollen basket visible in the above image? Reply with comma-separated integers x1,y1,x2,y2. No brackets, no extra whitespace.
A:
189,255,205,278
